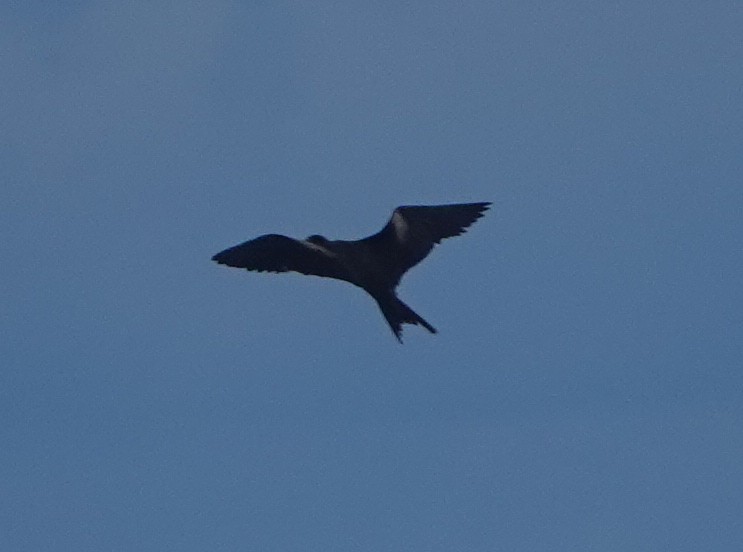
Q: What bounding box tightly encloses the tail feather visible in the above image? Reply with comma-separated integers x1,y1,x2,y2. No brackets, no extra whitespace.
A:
375,295,437,343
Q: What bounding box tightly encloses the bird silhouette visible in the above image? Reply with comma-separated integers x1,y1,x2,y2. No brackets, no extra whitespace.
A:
212,202,491,342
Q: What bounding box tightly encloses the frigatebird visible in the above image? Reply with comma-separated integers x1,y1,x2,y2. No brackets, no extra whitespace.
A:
212,202,490,342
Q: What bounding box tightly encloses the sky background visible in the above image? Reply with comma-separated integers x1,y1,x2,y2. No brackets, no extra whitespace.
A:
2,1,742,550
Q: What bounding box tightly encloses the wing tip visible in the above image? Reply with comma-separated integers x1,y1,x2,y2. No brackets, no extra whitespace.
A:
211,251,228,264
211,247,246,268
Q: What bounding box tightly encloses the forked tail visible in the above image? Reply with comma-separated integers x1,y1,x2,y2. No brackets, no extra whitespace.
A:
375,294,437,343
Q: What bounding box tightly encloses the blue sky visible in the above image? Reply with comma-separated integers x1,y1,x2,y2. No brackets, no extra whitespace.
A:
2,1,742,550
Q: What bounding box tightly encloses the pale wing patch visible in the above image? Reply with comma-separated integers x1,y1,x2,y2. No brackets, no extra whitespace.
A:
301,240,336,257
391,211,409,243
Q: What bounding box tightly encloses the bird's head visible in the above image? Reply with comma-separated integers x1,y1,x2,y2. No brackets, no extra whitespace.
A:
306,234,329,245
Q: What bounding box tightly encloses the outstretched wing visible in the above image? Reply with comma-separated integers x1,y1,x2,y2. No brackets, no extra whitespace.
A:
361,202,491,283
212,234,347,280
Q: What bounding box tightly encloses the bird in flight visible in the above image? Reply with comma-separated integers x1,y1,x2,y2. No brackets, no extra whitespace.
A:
212,202,491,342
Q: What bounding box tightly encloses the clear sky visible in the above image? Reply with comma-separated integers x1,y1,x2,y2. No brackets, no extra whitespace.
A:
2,2,742,550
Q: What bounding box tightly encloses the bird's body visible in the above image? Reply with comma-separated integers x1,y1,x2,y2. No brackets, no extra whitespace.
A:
213,202,490,342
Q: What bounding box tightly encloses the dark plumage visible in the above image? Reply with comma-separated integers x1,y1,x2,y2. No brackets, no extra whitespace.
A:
212,202,491,342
